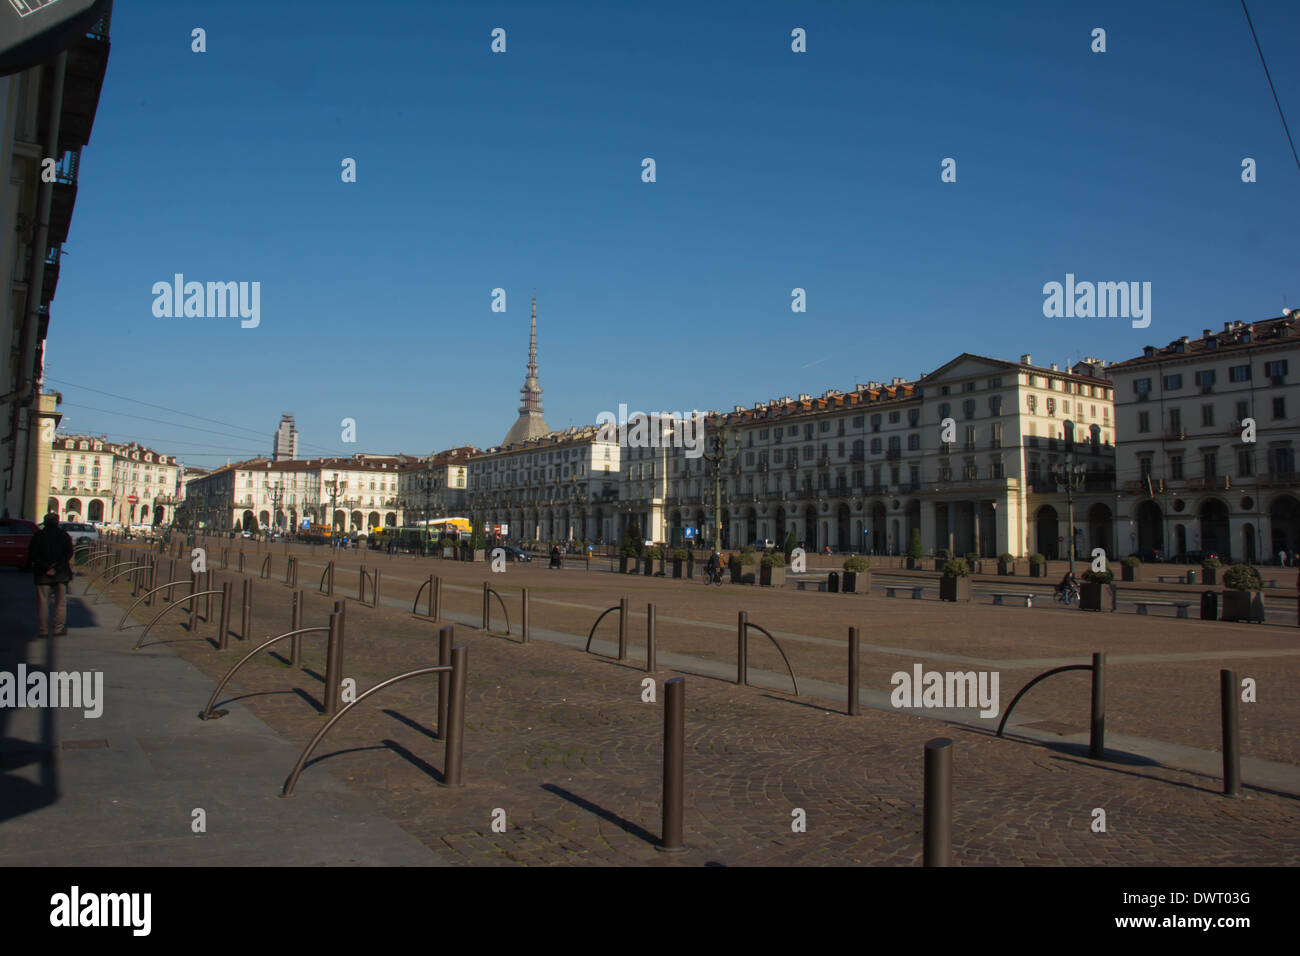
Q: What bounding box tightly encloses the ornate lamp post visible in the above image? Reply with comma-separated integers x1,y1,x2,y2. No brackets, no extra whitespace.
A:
1051,456,1088,574
700,416,741,553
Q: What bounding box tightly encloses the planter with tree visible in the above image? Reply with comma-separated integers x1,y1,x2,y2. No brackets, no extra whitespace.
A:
1201,556,1221,587
964,551,980,575
907,528,923,570
783,528,798,561
997,552,1014,576
672,548,689,578
469,527,486,562
1221,564,1264,623
842,555,870,593
939,559,972,602
1079,567,1112,611
1028,553,1046,578
760,552,786,587
1121,555,1140,582
735,548,756,584
643,546,661,576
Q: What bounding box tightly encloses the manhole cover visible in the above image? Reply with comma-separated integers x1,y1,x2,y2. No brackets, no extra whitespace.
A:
61,739,110,750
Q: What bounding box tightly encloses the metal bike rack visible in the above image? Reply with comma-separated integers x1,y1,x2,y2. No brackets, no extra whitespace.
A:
480,581,510,635
93,562,151,605
358,565,381,608
115,580,199,629
737,611,800,696
318,561,335,596
133,590,227,650
412,574,441,621
259,554,272,579
584,597,628,660
197,626,331,719
83,559,137,595
280,648,468,797
996,652,1105,759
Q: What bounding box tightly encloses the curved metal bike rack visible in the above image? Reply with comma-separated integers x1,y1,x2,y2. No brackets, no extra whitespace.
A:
83,559,137,595
259,554,272,579
995,664,1091,738
92,562,153,604
996,653,1105,759
198,626,330,719
741,620,800,696
482,584,510,634
585,604,623,656
280,657,464,797
115,580,199,629
412,575,440,620
134,590,226,650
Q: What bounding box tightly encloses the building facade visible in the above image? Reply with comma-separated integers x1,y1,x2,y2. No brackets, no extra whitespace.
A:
0,8,111,520
273,414,298,461
48,434,180,527
467,426,622,543
1108,315,1299,563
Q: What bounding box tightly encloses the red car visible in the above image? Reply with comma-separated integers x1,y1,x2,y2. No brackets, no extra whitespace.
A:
0,517,39,569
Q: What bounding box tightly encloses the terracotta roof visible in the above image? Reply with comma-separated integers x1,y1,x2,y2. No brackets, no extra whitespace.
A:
1109,315,1298,370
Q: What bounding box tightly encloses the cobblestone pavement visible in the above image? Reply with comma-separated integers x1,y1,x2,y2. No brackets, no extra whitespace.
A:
90,540,1300,865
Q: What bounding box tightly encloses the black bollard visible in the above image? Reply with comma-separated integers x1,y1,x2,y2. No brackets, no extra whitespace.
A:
848,626,860,716
1090,652,1106,759
1221,669,1240,796
659,677,686,852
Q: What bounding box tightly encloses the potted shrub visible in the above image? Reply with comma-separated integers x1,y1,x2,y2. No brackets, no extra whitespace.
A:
1221,564,1264,622
964,551,979,574
643,545,661,575
1121,555,1140,582
736,548,756,584
939,559,972,602
1079,567,1113,611
469,527,487,562
997,552,1014,576
672,548,689,578
933,548,950,573
686,549,696,579
907,528,923,570
1028,553,1046,578
783,528,798,560
1202,556,1221,586
760,552,786,587
842,555,870,593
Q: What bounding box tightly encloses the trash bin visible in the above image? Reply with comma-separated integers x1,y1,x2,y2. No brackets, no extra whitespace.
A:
1187,570,1197,585
1200,590,1217,621
828,571,840,593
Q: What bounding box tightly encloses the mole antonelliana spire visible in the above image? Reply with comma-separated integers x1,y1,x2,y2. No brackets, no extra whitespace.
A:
501,295,551,445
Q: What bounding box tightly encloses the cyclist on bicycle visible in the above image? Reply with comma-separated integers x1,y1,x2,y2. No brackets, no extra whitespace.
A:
1055,569,1078,598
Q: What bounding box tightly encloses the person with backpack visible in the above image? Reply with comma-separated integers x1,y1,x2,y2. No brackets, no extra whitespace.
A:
28,513,74,637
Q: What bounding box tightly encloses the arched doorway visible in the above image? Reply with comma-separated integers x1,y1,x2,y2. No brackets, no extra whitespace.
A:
1136,500,1162,555
153,505,165,526
774,508,787,547
1270,495,1300,560
1175,524,1187,558
1242,523,1257,564
87,499,104,522
803,506,817,551
243,510,256,531
66,498,83,521
1035,505,1059,559
871,502,887,555
1087,503,1112,558
836,503,850,552
1199,499,1230,560
746,506,758,546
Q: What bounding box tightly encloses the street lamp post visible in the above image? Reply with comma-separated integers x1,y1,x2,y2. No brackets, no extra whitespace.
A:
700,417,740,553
1051,457,1088,574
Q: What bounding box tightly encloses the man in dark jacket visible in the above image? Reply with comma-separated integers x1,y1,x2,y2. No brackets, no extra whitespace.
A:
28,513,73,637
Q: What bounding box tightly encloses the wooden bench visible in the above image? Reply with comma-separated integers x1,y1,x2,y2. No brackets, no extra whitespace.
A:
1135,600,1191,618
990,592,1034,608
795,579,827,592
885,585,925,599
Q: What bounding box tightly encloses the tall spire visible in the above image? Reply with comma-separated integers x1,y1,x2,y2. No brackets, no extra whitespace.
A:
501,294,551,446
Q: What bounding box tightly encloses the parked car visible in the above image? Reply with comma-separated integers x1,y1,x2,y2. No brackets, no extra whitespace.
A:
499,545,532,562
61,521,100,546
1128,549,1163,563
241,530,253,539
750,539,775,550
0,517,39,569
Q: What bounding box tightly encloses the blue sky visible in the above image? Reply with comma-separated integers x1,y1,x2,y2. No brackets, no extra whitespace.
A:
43,0,1300,468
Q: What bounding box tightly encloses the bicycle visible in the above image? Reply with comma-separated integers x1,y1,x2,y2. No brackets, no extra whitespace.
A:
1054,584,1079,607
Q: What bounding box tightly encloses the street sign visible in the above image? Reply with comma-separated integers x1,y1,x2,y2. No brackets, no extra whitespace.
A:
127,495,138,504
0,0,111,77
684,527,696,539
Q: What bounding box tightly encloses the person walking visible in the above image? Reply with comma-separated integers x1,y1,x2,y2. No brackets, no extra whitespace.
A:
28,513,73,637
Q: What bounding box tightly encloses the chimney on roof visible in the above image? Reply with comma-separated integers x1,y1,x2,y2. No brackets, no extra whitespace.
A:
1050,363,1058,371
798,393,811,401
1020,354,1031,365
1224,322,1233,332
1202,329,1212,338
1143,346,1156,357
